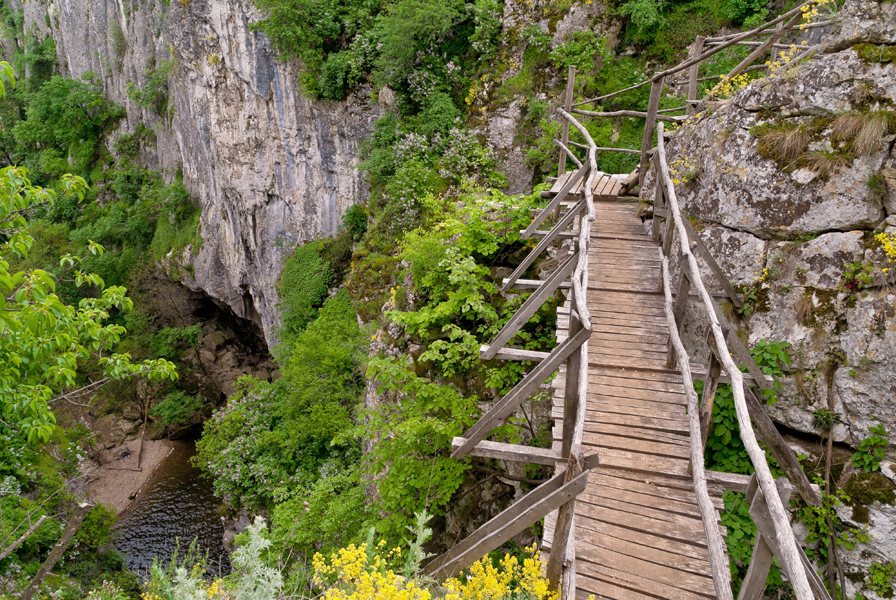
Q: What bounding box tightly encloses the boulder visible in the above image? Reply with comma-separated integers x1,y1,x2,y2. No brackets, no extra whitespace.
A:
203,331,227,351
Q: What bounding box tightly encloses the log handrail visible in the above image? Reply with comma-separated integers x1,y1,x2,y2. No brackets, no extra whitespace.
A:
654,121,815,600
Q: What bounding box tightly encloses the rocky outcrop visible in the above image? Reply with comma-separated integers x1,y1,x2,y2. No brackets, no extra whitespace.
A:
640,3,895,592
643,0,896,450
14,0,380,347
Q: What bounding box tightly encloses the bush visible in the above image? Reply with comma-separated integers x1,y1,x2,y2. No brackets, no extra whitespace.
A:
75,504,117,549
341,204,368,241
317,51,357,100
151,390,204,428
277,241,333,343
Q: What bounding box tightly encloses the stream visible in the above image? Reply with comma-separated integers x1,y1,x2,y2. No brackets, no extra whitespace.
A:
113,440,231,577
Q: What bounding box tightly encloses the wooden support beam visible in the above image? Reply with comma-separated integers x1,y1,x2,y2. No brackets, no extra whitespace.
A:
666,253,691,369
483,252,579,360
652,167,664,241
679,216,743,308
450,438,601,469
738,475,792,600
687,36,705,116
524,164,590,239
479,345,550,362
699,326,728,451
504,200,585,292
742,476,832,600
502,278,571,291
451,438,558,466
743,385,823,507
524,230,578,239
557,66,576,179
455,326,591,459
423,470,590,580
639,76,664,189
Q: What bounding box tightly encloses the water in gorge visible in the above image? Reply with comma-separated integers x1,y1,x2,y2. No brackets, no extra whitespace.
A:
113,440,231,577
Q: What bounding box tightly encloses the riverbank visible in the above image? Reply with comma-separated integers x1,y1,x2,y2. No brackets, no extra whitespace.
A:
85,438,175,514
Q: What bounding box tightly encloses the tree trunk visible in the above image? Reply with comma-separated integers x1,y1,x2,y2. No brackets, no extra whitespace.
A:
20,502,93,600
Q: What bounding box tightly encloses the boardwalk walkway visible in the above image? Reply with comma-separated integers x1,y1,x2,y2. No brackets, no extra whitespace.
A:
542,173,728,600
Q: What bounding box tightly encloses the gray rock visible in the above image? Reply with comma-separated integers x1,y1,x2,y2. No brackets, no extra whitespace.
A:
202,331,227,351
788,231,866,290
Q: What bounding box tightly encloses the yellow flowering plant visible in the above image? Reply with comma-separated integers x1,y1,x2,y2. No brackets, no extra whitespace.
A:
312,512,559,600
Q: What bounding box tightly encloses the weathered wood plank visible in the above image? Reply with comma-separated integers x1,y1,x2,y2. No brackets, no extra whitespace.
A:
524,163,590,238
450,438,561,466
426,470,590,580
479,345,550,362
456,326,591,458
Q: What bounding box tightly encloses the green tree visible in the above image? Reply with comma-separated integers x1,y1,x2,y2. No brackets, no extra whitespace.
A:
0,63,178,442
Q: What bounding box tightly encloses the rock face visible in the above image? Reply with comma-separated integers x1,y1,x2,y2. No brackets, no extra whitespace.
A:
14,0,380,347
643,0,896,451
640,3,896,592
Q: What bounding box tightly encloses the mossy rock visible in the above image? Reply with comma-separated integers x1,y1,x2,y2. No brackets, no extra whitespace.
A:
854,43,896,65
844,471,896,524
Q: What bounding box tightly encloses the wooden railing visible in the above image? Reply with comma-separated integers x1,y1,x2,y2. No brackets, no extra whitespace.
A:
568,0,828,188
423,110,601,599
652,120,831,600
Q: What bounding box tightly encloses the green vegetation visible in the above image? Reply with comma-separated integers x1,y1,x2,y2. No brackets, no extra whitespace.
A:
126,59,173,118
852,424,889,473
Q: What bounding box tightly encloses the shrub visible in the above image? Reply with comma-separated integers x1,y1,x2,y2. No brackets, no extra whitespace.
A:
277,241,333,342
75,504,117,549
317,51,357,100
341,204,368,242
151,390,204,427
126,59,173,117
851,423,889,473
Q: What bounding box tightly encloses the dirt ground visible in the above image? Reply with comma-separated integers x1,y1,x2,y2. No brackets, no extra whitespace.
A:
85,438,174,514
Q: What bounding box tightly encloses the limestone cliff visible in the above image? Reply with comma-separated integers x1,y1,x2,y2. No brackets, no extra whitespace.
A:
12,0,381,347
642,0,896,585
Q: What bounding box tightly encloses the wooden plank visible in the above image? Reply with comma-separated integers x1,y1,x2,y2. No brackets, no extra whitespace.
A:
483,252,579,359
589,423,690,447
549,171,574,194
585,447,690,477
575,529,718,586
427,470,590,580
569,411,690,435
450,438,561,466
456,326,591,458
581,431,690,459
590,472,723,509
572,499,710,547
527,230,579,239
576,550,717,600
504,200,585,292
479,345,550,362
503,278,571,290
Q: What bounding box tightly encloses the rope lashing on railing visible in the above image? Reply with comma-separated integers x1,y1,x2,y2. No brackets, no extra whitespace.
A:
659,251,734,600
654,121,815,600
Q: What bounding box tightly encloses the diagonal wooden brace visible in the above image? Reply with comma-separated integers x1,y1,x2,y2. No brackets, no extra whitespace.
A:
483,252,579,360
454,326,591,459
503,200,585,292
523,164,590,239
422,469,590,581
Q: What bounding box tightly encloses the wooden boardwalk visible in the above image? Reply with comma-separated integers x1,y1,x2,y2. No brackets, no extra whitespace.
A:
542,174,728,600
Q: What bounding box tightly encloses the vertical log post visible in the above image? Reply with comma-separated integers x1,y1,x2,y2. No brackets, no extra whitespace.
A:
556,66,577,220
651,166,664,241
546,292,584,591
638,75,664,189
666,252,692,369
699,325,728,449
687,36,705,116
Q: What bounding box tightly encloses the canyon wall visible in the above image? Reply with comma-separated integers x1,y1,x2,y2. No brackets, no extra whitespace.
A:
12,0,381,347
